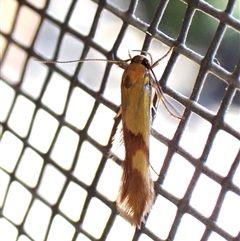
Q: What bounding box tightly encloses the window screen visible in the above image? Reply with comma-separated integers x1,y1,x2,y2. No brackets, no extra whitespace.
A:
0,0,239,241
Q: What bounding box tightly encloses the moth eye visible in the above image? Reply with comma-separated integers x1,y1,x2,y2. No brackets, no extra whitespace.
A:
142,58,151,69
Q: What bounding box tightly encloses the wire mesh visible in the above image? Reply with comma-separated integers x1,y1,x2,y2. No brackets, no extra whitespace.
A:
0,0,240,241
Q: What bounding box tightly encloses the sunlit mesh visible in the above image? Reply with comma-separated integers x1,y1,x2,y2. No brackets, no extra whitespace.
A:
0,0,239,241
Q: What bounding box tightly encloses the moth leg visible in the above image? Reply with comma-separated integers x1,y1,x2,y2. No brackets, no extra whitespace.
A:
150,78,182,119
114,106,122,120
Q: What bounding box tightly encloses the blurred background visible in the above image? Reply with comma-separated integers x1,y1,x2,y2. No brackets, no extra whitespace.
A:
0,0,239,241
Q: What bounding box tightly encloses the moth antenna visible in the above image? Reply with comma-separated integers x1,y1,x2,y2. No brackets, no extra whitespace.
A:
130,50,153,65
151,46,173,68
128,49,132,59
35,58,124,65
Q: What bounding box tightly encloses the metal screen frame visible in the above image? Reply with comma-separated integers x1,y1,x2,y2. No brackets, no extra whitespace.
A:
0,0,240,241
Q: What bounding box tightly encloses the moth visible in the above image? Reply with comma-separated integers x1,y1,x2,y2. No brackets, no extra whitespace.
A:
114,48,178,228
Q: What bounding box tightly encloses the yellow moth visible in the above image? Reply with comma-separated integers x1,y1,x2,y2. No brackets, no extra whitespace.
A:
115,48,179,228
